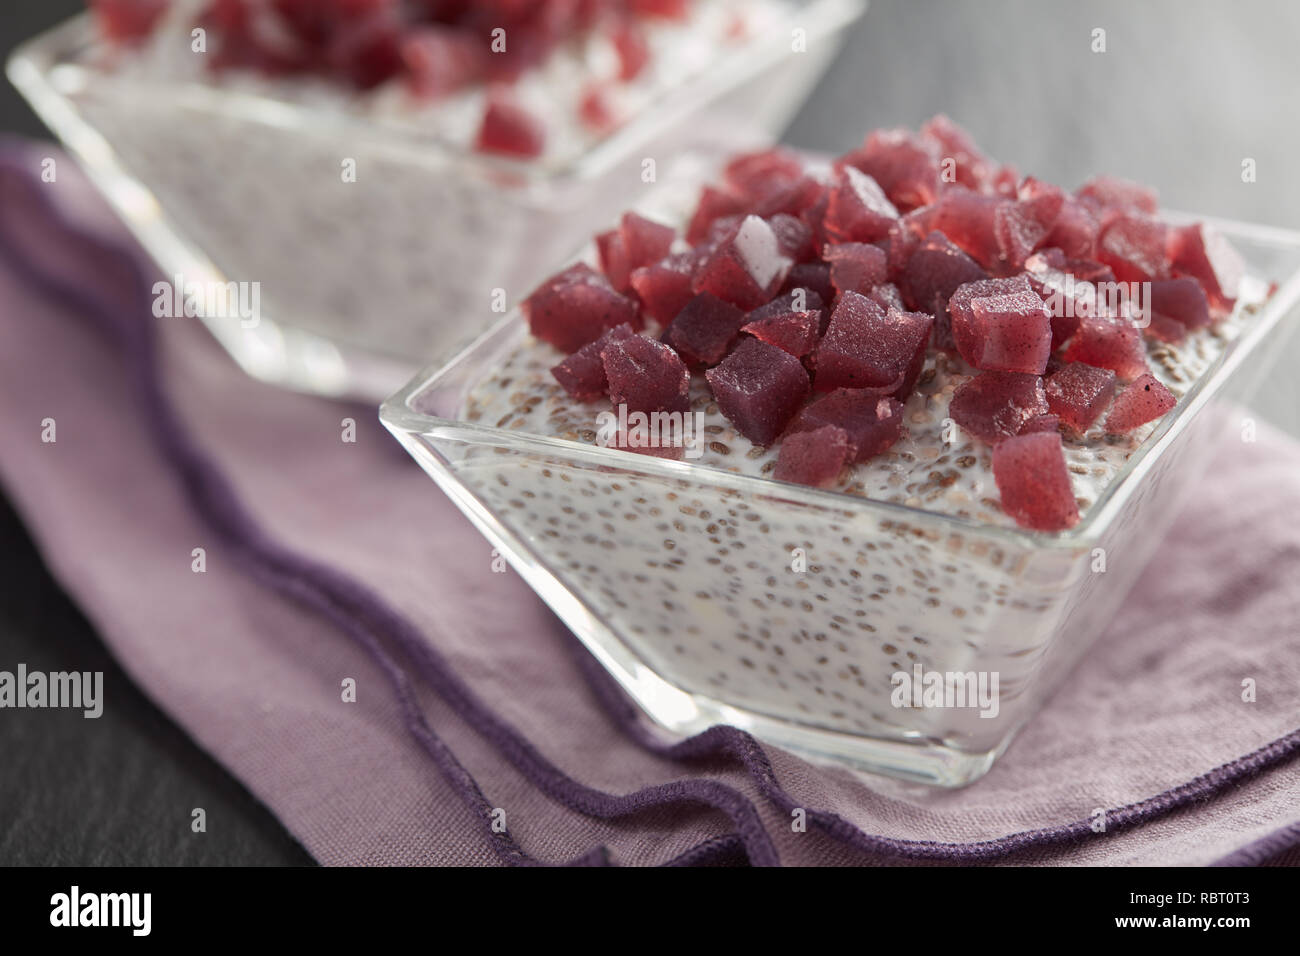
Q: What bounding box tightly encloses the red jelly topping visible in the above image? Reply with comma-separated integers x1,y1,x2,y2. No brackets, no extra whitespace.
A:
992,432,1080,531
517,115,1252,530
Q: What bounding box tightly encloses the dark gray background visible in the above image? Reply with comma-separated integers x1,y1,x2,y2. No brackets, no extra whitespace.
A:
0,0,1296,866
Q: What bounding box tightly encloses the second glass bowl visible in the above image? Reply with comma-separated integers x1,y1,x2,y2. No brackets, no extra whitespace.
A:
9,0,867,400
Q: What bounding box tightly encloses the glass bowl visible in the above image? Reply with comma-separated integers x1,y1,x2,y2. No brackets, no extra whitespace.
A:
7,0,867,401
380,215,1300,786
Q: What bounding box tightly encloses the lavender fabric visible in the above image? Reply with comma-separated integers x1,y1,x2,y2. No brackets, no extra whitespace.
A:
1,144,1297,866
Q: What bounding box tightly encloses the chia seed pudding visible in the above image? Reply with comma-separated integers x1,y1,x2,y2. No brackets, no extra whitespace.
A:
452,293,1263,755
419,119,1271,769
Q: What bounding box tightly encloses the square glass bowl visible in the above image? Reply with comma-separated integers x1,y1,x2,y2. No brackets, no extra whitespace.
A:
381,216,1300,787
7,1,866,401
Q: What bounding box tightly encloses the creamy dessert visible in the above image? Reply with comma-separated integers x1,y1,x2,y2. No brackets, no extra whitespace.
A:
444,118,1268,764
65,0,812,372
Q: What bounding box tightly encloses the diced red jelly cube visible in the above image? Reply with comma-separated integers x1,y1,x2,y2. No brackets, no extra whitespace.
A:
1023,251,1101,349
894,328,931,402
868,282,906,313
742,310,821,358
333,20,405,90
994,182,1063,269
885,210,930,280
800,188,831,254
692,215,792,311
602,334,690,415
899,230,989,326
1018,413,1060,435
596,228,632,291
1042,195,1100,259
611,19,649,80
550,323,636,401
206,0,315,74
773,425,852,488
620,212,675,270
812,293,932,393
700,214,746,250
1167,222,1245,313
1145,277,1211,342
747,288,825,322
686,186,748,246
608,428,685,460
1144,312,1189,344
1030,247,1117,284
664,292,748,367
1098,213,1169,284
1076,175,1159,216
523,262,642,353
824,242,888,296
822,166,899,244
988,164,1020,199
327,7,408,90
705,338,810,445
476,7,556,83
272,0,333,47
838,128,941,212
945,276,1027,328
402,26,488,99
767,213,816,262
1068,259,1118,286
476,96,546,158
723,148,806,202
627,0,690,19
948,275,1052,374
753,176,827,220
1104,373,1177,433
949,371,1049,443
784,389,904,463
928,186,1003,269
1024,248,1089,292
91,0,170,43
1015,176,1055,203
780,262,835,307
992,432,1080,531
919,114,993,191
1061,315,1149,381
578,84,617,131
1043,362,1116,433
629,251,699,325
1044,256,1132,346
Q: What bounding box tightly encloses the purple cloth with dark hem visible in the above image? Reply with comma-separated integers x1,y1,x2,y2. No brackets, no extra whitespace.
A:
1,143,1297,866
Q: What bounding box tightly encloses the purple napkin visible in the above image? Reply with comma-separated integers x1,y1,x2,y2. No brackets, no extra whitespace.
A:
1,143,1297,866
